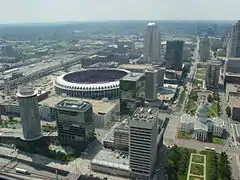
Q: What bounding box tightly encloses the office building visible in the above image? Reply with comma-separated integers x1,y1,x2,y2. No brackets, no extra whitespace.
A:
16,86,42,141
228,93,240,121
227,21,240,58
145,69,157,100
55,99,95,145
113,120,129,151
144,22,161,63
120,73,145,115
129,107,158,179
164,40,184,70
155,66,165,87
224,57,240,74
205,60,220,90
199,35,211,62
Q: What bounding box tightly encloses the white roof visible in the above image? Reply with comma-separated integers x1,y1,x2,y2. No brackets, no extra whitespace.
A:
211,117,225,128
54,68,130,91
91,159,129,171
180,114,194,124
147,22,156,26
194,120,208,131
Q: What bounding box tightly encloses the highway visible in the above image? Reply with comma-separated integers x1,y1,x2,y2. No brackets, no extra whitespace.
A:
0,42,111,90
0,157,60,180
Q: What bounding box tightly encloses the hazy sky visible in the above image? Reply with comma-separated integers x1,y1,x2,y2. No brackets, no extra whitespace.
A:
0,0,239,23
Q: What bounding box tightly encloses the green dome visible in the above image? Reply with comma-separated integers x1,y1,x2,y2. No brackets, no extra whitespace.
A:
196,103,209,114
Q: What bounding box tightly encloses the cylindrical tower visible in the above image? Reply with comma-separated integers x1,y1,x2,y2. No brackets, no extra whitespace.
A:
16,86,42,141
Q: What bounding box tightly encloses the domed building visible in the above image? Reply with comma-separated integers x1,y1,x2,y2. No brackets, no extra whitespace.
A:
180,103,225,141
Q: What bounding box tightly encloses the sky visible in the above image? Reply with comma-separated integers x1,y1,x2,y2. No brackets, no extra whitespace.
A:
0,0,239,24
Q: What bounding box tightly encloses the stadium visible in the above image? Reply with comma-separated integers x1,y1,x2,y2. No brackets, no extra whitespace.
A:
54,68,130,99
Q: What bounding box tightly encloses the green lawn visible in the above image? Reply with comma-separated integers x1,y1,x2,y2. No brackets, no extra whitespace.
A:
190,164,204,176
0,119,20,128
185,99,197,115
212,137,223,144
193,79,203,86
195,73,205,80
178,130,192,139
189,176,204,180
192,155,204,164
196,68,206,75
200,151,220,180
208,102,220,117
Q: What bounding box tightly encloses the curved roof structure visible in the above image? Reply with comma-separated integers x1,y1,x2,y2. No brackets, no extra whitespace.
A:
54,68,130,91
196,103,209,115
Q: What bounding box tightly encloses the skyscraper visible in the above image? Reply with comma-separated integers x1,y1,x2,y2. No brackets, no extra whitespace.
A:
55,99,95,145
16,86,42,141
120,73,145,115
205,60,220,90
144,22,161,63
145,69,157,101
199,35,211,62
155,67,165,87
165,40,184,70
129,107,158,179
227,21,240,58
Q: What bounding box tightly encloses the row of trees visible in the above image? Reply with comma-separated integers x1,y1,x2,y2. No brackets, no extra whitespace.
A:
226,106,231,118
219,152,232,180
177,86,187,107
207,91,220,103
164,145,192,180
202,151,232,180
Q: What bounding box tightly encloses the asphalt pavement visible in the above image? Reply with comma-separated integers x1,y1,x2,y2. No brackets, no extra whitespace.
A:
161,37,240,180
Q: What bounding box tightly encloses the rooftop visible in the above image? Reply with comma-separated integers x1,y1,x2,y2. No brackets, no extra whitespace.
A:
226,83,240,96
39,95,118,114
180,114,194,124
16,86,38,98
227,57,240,61
147,22,156,26
115,119,129,132
55,99,91,111
196,103,209,114
91,149,129,171
194,120,208,131
225,72,240,77
229,94,240,107
119,64,153,70
120,72,144,82
211,118,225,128
131,107,158,122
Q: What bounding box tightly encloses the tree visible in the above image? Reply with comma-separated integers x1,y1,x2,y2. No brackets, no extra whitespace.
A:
213,91,220,101
219,152,232,180
217,103,221,116
207,94,213,103
8,116,13,121
226,106,231,118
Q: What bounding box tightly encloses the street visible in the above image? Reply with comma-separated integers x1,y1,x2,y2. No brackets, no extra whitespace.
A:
160,37,240,180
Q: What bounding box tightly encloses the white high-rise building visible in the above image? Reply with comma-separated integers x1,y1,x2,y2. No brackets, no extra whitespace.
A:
227,21,240,57
144,22,161,63
145,69,157,100
17,86,42,141
129,107,158,179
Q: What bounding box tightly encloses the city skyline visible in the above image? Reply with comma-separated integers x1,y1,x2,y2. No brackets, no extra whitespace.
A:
0,0,239,24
